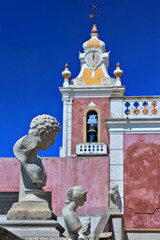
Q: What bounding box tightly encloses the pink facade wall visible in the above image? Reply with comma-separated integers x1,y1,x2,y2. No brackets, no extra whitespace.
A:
124,134,160,229
71,97,110,155
0,156,109,216
0,158,20,191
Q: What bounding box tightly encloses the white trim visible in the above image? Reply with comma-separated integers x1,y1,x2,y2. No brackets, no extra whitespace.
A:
67,98,73,156
109,131,124,212
60,96,73,157
59,86,125,98
106,118,160,133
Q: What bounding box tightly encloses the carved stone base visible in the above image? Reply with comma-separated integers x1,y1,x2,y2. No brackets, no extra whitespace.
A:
108,204,120,214
0,226,22,240
7,201,57,220
0,220,65,240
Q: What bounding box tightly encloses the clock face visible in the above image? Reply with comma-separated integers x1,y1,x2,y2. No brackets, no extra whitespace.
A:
85,51,101,67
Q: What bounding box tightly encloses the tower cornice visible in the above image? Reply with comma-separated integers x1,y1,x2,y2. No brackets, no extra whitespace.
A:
59,86,125,98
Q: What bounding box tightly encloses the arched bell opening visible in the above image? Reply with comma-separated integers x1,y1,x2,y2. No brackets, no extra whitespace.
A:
86,110,98,142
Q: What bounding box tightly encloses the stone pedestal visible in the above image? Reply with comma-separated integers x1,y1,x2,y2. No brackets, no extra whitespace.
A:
7,201,56,220
108,204,120,214
0,226,22,240
7,190,57,221
109,214,123,240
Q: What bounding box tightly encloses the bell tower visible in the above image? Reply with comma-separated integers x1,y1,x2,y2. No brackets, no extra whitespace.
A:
59,24,125,157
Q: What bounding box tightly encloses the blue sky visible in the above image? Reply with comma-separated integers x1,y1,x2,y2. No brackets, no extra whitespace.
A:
1,0,160,157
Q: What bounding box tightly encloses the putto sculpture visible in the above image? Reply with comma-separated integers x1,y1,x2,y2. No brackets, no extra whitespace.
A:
7,114,60,220
62,186,95,240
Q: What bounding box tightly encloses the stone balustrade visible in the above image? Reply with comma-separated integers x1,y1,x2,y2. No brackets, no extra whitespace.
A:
76,142,107,155
110,97,160,119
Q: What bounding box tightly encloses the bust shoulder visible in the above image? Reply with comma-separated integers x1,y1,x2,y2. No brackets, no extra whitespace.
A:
13,135,37,164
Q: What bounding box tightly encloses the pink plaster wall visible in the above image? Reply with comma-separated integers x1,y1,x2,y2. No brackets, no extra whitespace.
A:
0,158,20,191
0,156,109,216
71,97,110,155
124,134,160,229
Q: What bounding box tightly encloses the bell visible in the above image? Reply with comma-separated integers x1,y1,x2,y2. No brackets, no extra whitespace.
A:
88,124,96,134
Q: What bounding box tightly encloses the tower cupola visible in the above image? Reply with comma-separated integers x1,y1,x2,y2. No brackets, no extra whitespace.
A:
83,24,106,52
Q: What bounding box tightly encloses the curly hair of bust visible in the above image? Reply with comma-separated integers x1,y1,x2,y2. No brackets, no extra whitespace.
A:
28,114,60,136
66,186,87,201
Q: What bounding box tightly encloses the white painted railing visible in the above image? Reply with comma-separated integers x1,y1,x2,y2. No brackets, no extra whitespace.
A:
76,142,107,155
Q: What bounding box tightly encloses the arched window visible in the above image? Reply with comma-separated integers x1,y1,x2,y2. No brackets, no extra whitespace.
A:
86,110,98,142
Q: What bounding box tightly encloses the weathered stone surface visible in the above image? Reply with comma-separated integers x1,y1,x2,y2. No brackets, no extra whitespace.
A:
0,220,65,239
0,226,22,240
7,201,56,220
99,232,112,239
25,238,66,240
93,213,110,238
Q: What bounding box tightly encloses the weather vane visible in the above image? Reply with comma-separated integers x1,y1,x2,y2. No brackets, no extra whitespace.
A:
89,3,101,19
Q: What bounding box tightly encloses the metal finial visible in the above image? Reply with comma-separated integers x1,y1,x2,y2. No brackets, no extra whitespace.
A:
65,63,69,69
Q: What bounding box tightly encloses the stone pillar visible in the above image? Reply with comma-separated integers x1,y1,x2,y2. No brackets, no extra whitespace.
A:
60,96,73,157
61,96,69,157
109,132,124,212
67,97,73,156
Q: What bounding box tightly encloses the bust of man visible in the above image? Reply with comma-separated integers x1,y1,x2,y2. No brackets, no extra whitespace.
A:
7,114,61,220
13,114,60,200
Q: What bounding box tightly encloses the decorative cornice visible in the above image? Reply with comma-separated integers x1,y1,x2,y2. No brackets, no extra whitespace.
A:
106,118,160,133
106,118,160,124
110,96,160,100
59,86,125,98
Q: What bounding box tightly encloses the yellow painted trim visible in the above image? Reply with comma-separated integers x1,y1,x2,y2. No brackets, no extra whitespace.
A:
79,68,106,85
87,38,101,48
95,68,106,78
84,78,101,85
83,107,101,142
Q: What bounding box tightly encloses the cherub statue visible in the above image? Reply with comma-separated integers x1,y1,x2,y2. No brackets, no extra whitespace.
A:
13,114,60,200
62,186,95,240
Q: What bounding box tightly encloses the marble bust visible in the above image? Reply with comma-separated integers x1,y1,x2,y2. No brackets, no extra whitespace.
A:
13,114,60,201
62,186,95,240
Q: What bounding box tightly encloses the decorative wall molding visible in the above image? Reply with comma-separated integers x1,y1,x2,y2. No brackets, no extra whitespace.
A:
87,101,97,108
106,118,160,133
59,86,125,98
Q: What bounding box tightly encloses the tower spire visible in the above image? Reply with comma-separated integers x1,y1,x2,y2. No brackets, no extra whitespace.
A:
90,24,99,37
